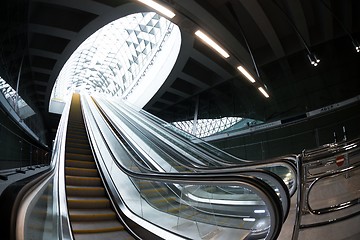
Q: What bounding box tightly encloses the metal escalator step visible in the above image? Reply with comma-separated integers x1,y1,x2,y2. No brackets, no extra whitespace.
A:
66,130,87,137
73,231,134,240
66,142,90,148
66,127,86,132
66,137,89,144
166,203,190,214
141,187,168,197
66,186,105,197
66,147,92,155
151,196,177,206
66,160,96,169
66,176,102,186
71,220,124,233
69,209,117,221
66,153,93,161
67,197,110,209
65,167,99,177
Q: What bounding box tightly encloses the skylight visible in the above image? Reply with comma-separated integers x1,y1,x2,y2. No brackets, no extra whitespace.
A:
50,12,181,114
0,76,35,119
172,117,243,138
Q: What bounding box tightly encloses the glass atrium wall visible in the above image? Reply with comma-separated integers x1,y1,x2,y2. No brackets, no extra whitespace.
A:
50,12,180,113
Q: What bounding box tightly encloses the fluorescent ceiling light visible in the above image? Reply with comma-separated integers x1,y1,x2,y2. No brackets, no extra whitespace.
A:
237,66,256,83
138,0,175,18
258,87,269,98
254,209,266,214
195,30,230,58
243,218,256,222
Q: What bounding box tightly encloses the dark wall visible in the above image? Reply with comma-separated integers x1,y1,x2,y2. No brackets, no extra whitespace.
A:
0,106,49,170
209,103,360,160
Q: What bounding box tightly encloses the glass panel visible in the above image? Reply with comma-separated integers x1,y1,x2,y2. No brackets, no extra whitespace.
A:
130,178,272,240
23,176,59,240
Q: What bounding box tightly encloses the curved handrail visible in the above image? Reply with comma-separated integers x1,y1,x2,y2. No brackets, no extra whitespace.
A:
292,138,360,239
82,94,285,240
306,162,360,215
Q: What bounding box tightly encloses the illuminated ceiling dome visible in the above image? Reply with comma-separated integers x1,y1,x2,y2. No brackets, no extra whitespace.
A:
50,12,181,113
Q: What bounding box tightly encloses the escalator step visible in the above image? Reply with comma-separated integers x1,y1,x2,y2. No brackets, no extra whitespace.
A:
69,209,117,221
71,220,124,233
66,137,89,144
66,147,92,155
66,139,90,149
66,153,93,161
166,203,190,214
67,197,110,209
73,231,134,240
66,160,96,169
151,196,177,206
141,187,168,197
66,186,105,197
65,167,99,177
66,128,87,137
66,176,102,186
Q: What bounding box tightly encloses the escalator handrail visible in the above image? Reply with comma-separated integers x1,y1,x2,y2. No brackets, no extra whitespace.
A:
53,94,74,240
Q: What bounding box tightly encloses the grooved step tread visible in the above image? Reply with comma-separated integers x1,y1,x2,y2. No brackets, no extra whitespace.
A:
66,141,89,147
65,167,99,177
66,146,91,152
151,196,177,205
66,175,102,186
66,138,89,144
66,160,96,169
73,231,134,240
71,220,124,233
66,186,105,197
67,197,110,209
69,209,117,221
66,153,93,161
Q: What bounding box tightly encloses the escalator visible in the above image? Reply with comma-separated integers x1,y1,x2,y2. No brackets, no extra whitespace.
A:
90,97,291,221
1,93,290,240
95,97,297,197
64,94,134,240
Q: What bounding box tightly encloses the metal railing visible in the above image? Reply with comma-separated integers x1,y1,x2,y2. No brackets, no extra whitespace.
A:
292,138,360,239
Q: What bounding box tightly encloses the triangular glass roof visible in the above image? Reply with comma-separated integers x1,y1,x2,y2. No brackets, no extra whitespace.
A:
50,12,181,113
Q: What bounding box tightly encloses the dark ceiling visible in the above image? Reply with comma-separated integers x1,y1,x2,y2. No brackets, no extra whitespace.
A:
0,0,359,145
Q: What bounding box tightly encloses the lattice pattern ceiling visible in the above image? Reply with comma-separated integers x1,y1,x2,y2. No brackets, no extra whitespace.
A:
51,12,175,101
173,117,243,138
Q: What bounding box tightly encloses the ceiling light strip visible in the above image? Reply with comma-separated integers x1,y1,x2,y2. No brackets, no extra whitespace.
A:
138,0,175,19
195,30,230,58
237,66,256,83
258,87,269,98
